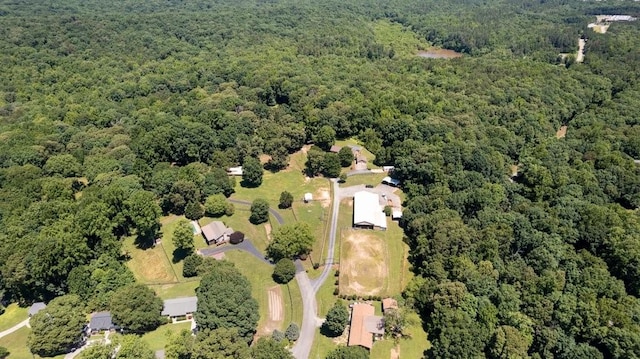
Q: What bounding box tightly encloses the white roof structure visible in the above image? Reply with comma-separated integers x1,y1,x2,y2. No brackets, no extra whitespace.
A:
381,176,401,187
392,209,403,219
227,166,243,176
304,193,313,202
353,191,387,230
162,297,198,317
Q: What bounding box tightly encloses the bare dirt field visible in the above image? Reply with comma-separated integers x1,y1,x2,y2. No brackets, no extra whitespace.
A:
260,286,284,336
315,187,331,208
556,125,568,139
339,230,387,296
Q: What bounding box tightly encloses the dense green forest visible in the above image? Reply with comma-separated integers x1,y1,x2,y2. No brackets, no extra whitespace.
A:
1,0,640,357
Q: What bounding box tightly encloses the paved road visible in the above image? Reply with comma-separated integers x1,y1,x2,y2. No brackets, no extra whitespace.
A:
292,179,340,359
0,319,29,339
199,239,271,265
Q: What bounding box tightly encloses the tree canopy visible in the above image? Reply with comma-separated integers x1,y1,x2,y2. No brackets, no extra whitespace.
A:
195,261,259,342
110,284,164,333
266,223,315,261
28,295,86,357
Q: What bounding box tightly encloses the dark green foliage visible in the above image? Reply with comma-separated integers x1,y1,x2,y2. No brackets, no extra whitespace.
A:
110,284,163,333
79,335,155,359
242,157,263,187
338,147,354,167
0,347,8,359
28,295,86,357
203,169,235,198
184,201,204,220
285,323,300,341
183,254,203,278
273,258,296,284
322,301,349,337
192,328,250,359
272,330,285,342
195,262,259,342
266,223,315,261
68,255,135,311
313,126,336,151
250,199,270,224
251,337,294,359
322,153,342,178
326,346,369,359
278,191,294,209
172,219,195,256
204,194,227,217
1,0,640,356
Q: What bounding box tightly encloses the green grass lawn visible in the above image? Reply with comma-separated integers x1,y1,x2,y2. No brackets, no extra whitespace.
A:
140,322,192,351
282,280,303,328
0,326,65,359
158,215,209,281
0,303,28,331
292,200,330,268
123,236,178,285
148,281,200,300
334,139,379,169
339,172,387,188
232,150,330,217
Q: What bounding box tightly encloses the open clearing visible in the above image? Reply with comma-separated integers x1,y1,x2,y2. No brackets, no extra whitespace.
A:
264,285,284,335
556,125,567,138
340,229,386,296
0,303,27,332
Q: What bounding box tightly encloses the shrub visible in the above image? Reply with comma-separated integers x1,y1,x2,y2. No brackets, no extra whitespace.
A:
272,330,285,342
279,191,294,209
333,289,339,295
322,301,349,337
383,205,392,216
285,323,300,341
313,263,320,270
250,199,270,224
225,202,235,216
204,194,227,217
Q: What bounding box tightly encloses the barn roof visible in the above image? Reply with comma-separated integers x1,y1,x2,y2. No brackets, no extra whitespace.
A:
353,191,387,229
161,297,198,317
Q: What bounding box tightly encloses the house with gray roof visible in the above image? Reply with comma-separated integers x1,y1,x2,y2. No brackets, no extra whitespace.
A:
28,302,46,317
162,297,198,323
88,311,115,334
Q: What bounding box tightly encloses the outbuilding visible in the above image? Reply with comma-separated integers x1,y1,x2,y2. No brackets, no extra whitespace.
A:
28,302,46,317
381,176,401,187
353,191,387,230
348,303,384,350
88,311,116,334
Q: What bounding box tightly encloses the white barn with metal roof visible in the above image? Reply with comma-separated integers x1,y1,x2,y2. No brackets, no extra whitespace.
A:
353,191,387,230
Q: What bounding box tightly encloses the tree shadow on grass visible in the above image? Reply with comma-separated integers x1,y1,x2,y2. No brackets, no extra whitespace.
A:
172,248,191,263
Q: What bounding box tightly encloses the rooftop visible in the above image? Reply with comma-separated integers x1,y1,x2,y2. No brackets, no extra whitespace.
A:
348,303,382,349
201,221,233,242
353,191,387,229
28,302,46,317
162,297,198,317
89,311,114,331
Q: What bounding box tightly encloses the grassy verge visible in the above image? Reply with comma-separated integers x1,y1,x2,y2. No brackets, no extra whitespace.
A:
140,322,192,351
0,303,27,331
123,236,177,284
282,280,303,328
339,172,387,188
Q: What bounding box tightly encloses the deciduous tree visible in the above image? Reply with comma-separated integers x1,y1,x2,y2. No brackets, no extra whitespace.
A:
250,199,270,224
322,301,349,337
28,295,86,357
110,284,163,333
266,223,314,261
242,157,263,187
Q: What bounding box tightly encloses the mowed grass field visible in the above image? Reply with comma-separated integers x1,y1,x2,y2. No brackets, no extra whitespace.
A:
0,303,27,331
337,200,411,297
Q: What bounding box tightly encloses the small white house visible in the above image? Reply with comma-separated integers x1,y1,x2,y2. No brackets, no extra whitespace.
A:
304,193,313,203
382,176,401,187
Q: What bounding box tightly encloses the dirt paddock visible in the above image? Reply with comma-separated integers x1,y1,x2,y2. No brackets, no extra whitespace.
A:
339,229,387,296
